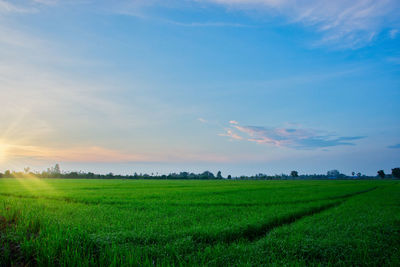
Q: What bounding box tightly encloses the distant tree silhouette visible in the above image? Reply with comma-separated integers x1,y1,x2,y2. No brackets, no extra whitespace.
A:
0,164,383,180
392,168,400,179
352,172,355,176
327,170,340,177
377,170,385,179
200,171,214,179
54,164,61,174
46,164,61,177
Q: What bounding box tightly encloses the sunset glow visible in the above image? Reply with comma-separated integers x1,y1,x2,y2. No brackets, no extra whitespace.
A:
0,142,7,163
0,0,399,175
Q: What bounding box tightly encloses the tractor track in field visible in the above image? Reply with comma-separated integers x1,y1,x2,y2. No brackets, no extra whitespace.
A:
0,186,379,249
191,186,378,244
85,187,379,246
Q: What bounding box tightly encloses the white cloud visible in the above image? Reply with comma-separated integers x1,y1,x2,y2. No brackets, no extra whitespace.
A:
204,0,400,48
4,0,397,48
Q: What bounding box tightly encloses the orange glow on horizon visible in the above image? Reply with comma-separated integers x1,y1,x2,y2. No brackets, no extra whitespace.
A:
0,141,9,163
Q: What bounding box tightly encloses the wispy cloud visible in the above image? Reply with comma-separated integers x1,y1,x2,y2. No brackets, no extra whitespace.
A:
389,29,398,39
218,129,243,140
388,143,400,149
198,118,208,123
204,0,400,48
0,0,36,13
0,0,86,15
32,0,58,5
4,0,398,48
386,56,400,64
163,20,251,28
4,144,152,163
2,142,236,164
219,121,364,149
0,23,180,163
114,5,251,28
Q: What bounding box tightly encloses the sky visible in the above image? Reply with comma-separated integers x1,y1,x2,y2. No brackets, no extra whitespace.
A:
0,0,399,176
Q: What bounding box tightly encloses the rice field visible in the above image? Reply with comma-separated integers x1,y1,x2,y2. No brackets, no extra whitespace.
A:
0,179,399,266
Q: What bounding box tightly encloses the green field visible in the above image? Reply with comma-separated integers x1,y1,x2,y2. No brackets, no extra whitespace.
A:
0,179,399,266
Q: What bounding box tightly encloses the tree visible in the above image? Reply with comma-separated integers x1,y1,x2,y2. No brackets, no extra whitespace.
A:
24,167,30,173
377,170,385,179
357,172,361,178
217,171,222,179
47,164,61,177
180,172,189,179
392,168,400,179
227,175,232,179
200,171,214,179
54,164,61,174
327,170,340,178
352,172,355,176
290,170,299,177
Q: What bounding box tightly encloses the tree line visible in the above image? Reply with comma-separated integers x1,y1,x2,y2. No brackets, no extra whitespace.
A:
1,164,399,180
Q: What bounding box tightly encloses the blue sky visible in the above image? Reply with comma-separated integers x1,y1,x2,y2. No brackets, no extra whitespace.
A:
0,0,399,176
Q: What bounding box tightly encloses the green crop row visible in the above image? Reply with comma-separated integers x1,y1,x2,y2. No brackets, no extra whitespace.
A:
0,179,398,266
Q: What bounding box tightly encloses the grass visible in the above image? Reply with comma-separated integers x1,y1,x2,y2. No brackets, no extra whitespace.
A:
0,179,399,266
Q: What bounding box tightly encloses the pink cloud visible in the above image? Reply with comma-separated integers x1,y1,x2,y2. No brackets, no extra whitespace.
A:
218,129,243,140
220,121,364,149
4,143,236,164
6,145,153,162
